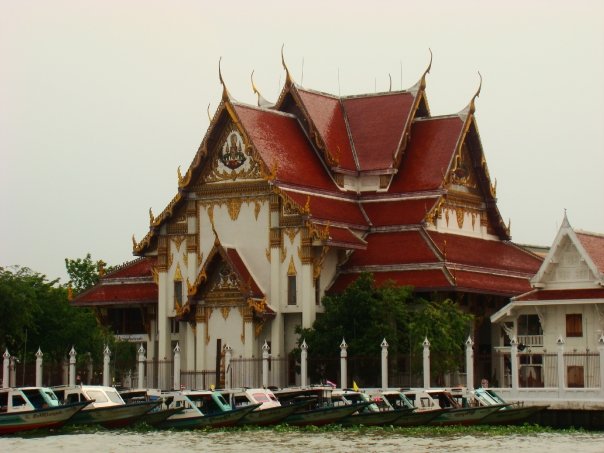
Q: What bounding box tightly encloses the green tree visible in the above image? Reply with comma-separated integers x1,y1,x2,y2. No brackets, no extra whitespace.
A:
297,273,413,356
295,273,473,385
65,253,112,295
0,266,111,379
408,298,474,381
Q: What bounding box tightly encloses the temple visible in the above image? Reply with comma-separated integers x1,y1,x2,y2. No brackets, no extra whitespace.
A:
73,55,543,387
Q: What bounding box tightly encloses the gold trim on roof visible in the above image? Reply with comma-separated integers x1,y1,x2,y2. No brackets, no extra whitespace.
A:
174,263,183,281
287,256,297,276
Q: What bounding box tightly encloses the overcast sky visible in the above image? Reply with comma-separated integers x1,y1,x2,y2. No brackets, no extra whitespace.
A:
1,0,603,284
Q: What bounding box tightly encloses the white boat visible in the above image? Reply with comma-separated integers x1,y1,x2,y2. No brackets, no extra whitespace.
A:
365,389,447,426
0,387,90,435
53,385,159,428
403,388,504,425
151,389,260,429
222,388,303,426
451,387,549,425
331,389,412,426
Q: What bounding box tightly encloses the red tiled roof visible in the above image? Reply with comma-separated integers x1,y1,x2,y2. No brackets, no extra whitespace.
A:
345,231,437,267
224,248,263,297
296,89,357,171
329,269,452,293
281,189,367,227
361,197,439,226
105,257,156,278
342,93,415,171
452,270,532,296
72,282,157,306
514,288,604,302
427,231,542,275
325,226,367,249
576,231,604,275
389,117,464,193
233,104,337,192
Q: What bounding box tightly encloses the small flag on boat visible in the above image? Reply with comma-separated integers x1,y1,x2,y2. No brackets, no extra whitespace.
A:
352,381,359,392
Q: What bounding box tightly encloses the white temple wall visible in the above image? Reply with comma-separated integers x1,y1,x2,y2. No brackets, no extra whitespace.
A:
205,307,245,368
284,313,303,356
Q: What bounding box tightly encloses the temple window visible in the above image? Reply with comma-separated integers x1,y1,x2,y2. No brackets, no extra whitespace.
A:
566,314,583,337
174,280,183,307
287,276,297,305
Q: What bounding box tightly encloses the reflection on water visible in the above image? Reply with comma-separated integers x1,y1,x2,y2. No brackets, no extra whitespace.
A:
2,429,604,453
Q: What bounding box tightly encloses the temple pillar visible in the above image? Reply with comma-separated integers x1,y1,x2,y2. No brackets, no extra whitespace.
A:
195,306,207,378
301,263,315,328
157,270,171,389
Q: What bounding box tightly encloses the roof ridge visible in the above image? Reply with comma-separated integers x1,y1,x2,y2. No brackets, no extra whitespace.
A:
341,90,411,100
575,229,604,239
232,101,297,118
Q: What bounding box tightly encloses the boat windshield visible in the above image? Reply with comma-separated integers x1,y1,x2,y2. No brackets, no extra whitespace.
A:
477,389,506,405
85,390,108,403
383,393,413,410
106,390,125,404
252,393,271,403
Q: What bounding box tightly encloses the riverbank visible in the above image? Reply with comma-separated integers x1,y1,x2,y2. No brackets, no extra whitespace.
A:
2,424,603,453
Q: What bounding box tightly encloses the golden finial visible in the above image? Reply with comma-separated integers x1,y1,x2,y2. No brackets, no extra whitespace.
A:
251,70,272,107
132,234,137,248
468,71,482,115
177,165,183,185
218,57,230,101
281,44,293,85
207,103,212,122
507,218,512,234
419,48,433,90
304,195,311,214
97,260,106,277
149,207,155,225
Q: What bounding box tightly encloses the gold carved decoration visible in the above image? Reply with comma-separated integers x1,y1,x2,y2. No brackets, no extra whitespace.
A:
285,227,298,244
205,126,262,183
227,198,242,221
313,245,330,279
182,252,188,267
172,235,186,251
426,198,444,225
287,256,297,276
151,267,159,285
265,248,271,262
149,208,155,226
254,201,262,220
456,208,465,228
167,250,174,271
220,306,231,320
174,263,183,281
207,205,215,227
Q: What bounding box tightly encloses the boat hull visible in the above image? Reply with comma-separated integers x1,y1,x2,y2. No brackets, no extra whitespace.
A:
0,401,89,435
158,404,260,429
339,408,414,427
392,408,447,427
68,401,159,428
238,404,300,427
479,405,549,425
284,403,370,427
429,405,505,426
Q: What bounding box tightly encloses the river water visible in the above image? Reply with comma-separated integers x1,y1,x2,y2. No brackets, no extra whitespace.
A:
2,428,604,453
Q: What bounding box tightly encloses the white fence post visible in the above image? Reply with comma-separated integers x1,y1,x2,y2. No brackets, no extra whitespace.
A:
69,346,77,386
224,344,233,390
2,349,10,388
35,348,43,387
423,337,430,389
137,344,146,389
9,356,16,387
103,345,111,387
557,336,565,394
381,338,389,390
340,339,348,389
510,337,519,394
173,343,181,390
300,340,308,387
262,340,270,388
465,336,474,390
